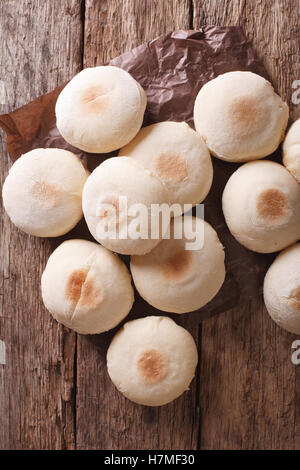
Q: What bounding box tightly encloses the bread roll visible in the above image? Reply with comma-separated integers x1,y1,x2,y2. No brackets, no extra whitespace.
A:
130,216,225,313
2,148,89,237
222,161,300,253
119,121,213,213
283,118,300,182
82,157,170,255
41,239,134,334
55,66,146,153
194,71,289,162
264,243,300,334
107,316,198,406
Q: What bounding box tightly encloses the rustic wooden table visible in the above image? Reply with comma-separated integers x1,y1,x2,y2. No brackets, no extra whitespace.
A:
0,0,299,450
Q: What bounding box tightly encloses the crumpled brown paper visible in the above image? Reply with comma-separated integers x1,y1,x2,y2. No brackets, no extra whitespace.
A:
0,27,277,328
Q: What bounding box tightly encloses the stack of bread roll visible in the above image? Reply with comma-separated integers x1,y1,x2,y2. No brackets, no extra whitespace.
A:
2,65,299,406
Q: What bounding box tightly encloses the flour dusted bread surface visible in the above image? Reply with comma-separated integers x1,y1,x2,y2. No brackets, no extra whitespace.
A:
107,316,198,406
2,148,89,237
130,216,225,313
283,118,300,182
119,121,213,212
55,66,147,153
264,243,300,334
193,71,289,162
41,239,134,334
222,161,300,253
82,157,170,255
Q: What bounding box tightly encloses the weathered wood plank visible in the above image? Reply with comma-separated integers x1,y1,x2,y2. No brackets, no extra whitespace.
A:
193,0,300,450
0,0,83,450
1,0,299,451
193,0,300,109
76,0,199,450
83,0,191,66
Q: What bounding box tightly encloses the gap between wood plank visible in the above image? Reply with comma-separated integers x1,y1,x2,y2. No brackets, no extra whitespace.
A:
81,0,86,69
189,0,194,29
189,1,203,450
196,323,203,449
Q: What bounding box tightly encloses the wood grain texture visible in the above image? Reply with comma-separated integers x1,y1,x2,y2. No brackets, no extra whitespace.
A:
0,0,83,450
193,0,300,450
76,0,199,451
83,0,191,66
198,298,299,449
193,0,300,118
1,0,300,451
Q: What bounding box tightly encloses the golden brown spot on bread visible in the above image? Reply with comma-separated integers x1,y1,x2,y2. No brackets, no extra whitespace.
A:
229,96,262,134
155,153,188,183
66,269,102,309
161,249,191,281
80,85,108,113
289,286,300,310
257,189,289,221
137,349,166,384
66,269,87,304
98,197,121,226
31,181,57,206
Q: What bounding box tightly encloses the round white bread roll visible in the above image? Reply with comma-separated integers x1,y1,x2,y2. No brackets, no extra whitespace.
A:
194,71,289,162
55,66,147,153
2,148,89,237
283,118,300,182
41,239,134,334
130,216,225,313
263,243,300,334
82,157,170,255
222,161,300,253
119,121,213,213
107,316,198,406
